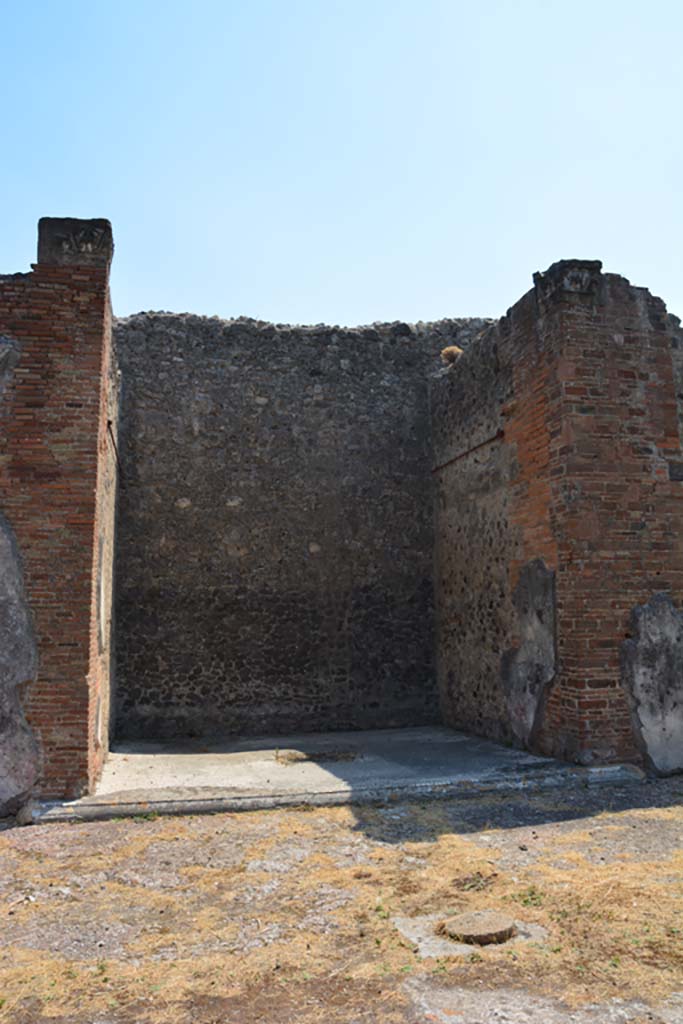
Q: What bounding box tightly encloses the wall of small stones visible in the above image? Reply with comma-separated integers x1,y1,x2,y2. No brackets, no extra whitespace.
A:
113,314,486,739
431,319,521,743
431,288,561,749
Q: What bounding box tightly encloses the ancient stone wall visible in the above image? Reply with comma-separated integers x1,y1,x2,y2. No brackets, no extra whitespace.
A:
113,314,485,739
431,318,518,743
431,289,558,748
433,261,683,770
3,213,683,795
0,219,117,798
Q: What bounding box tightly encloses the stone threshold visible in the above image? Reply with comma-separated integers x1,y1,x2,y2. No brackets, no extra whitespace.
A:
31,725,646,824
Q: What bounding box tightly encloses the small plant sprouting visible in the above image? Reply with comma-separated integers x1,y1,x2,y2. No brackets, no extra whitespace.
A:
510,885,544,908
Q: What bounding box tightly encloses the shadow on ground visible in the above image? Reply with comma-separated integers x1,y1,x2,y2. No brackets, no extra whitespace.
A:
349,774,683,845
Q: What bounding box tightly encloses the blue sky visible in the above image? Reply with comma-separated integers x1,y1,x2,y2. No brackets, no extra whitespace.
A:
3,0,682,324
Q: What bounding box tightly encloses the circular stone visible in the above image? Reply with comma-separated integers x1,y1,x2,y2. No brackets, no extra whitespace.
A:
438,910,517,946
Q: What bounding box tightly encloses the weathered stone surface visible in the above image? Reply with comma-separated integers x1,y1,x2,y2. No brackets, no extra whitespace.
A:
0,511,40,815
501,560,556,746
114,314,489,739
394,912,544,959
621,593,683,775
15,798,36,826
532,258,602,301
0,336,20,402
438,909,516,945
0,334,40,814
37,217,113,268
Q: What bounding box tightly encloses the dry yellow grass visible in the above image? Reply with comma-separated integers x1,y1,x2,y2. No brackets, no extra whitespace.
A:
0,798,682,1021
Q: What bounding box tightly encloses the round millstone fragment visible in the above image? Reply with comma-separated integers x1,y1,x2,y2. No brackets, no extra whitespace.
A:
438,910,517,946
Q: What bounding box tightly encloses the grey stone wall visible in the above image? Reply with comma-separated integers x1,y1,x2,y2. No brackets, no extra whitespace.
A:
114,313,485,740
430,319,522,744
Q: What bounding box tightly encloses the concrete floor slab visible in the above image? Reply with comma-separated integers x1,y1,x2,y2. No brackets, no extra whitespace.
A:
35,726,644,823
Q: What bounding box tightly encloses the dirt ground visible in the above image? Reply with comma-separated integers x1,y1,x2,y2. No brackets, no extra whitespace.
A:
1,778,682,1023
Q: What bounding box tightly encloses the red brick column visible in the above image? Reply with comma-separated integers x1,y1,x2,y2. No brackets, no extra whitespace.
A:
532,262,683,764
432,259,682,766
0,218,116,797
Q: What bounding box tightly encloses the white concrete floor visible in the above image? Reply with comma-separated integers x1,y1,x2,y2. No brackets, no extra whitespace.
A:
38,725,642,822
97,726,554,797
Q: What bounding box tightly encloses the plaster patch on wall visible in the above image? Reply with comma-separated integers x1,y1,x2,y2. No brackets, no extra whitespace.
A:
0,336,40,814
0,511,40,815
501,560,556,747
621,593,683,775
0,335,20,404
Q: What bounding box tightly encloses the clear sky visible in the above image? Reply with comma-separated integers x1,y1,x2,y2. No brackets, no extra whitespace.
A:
3,0,682,325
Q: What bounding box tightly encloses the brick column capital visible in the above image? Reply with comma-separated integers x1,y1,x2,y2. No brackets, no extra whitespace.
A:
37,217,114,270
533,259,602,307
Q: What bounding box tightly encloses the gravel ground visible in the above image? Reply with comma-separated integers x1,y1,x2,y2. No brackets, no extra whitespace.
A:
1,777,682,1023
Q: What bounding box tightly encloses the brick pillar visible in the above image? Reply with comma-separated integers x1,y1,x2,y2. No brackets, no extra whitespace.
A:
432,259,683,768
0,218,117,798
533,261,683,764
